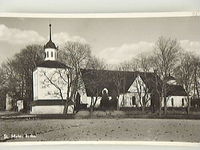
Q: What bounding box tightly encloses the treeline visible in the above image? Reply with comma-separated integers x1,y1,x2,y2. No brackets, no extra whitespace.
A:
0,36,199,114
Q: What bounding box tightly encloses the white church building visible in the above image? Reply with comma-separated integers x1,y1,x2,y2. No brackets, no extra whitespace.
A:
31,24,188,114
31,24,73,114
80,69,188,109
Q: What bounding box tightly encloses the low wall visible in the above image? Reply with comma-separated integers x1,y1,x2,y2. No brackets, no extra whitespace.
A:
31,105,74,114
75,108,200,119
75,110,155,119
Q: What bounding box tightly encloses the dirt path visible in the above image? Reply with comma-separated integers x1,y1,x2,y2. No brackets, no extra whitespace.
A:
1,118,200,142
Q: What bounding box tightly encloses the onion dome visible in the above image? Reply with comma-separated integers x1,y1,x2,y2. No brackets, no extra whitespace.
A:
44,24,57,49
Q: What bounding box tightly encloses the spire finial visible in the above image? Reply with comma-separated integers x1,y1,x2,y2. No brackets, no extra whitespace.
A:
49,24,52,41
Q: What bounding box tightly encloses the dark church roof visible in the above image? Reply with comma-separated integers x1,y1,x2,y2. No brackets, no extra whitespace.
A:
81,69,187,97
80,69,162,97
166,84,187,96
44,40,57,49
37,60,70,69
80,69,136,97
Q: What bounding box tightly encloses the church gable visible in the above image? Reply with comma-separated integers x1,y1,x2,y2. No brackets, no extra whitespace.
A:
128,75,148,93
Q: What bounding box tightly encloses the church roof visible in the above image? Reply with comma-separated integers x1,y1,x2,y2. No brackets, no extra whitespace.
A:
37,60,70,69
44,40,57,49
81,69,187,97
80,69,162,97
166,84,187,96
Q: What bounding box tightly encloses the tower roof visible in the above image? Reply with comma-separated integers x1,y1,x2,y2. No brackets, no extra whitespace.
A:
37,60,71,69
44,24,57,49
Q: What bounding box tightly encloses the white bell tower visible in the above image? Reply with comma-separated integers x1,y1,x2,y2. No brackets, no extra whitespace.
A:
44,24,58,61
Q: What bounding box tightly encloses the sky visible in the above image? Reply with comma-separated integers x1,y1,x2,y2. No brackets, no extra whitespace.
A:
0,16,200,65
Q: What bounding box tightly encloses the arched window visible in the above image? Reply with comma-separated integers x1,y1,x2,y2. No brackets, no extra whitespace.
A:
51,51,53,57
47,51,49,58
102,88,108,94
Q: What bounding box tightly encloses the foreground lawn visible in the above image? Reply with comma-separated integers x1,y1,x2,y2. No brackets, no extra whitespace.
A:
1,118,200,142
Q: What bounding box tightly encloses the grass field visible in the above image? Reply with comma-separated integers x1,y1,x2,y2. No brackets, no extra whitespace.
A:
1,118,200,142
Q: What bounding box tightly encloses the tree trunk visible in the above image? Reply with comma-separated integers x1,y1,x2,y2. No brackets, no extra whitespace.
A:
158,94,162,117
63,99,69,114
164,97,167,115
63,85,77,114
141,105,145,112
163,83,167,115
90,97,94,112
187,96,190,115
194,66,199,98
159,106,162,117
117,98,120,111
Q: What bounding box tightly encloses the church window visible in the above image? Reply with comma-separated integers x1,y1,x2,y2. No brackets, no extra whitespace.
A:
51,51,53,57
132,96,136,105
182,98,184,106
171,98,174,107
47,51,49,58
102,88,108,94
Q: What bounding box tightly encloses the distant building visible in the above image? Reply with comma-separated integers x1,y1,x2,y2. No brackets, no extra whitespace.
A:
31,24,73,114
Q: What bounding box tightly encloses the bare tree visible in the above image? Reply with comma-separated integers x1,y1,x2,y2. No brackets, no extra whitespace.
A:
193,57,200,99
81,70,107,112
134,73,152,112
151,36,181,115
0,45,44,111
86,56,107,70
110,71,125,110
82,56,108,112
113,63,130,108
58,41,92,113
136,54,152,72
40,67,74,113
174,52,199,114
41,69,69,100
117,59,138,72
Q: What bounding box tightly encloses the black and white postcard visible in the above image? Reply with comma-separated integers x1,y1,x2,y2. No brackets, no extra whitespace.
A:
0,14,200,143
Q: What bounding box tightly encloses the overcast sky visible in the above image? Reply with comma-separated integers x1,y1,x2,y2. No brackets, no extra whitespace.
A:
0,16,200,65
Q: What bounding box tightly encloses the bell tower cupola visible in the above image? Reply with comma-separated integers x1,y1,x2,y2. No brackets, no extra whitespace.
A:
44,24,58,61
